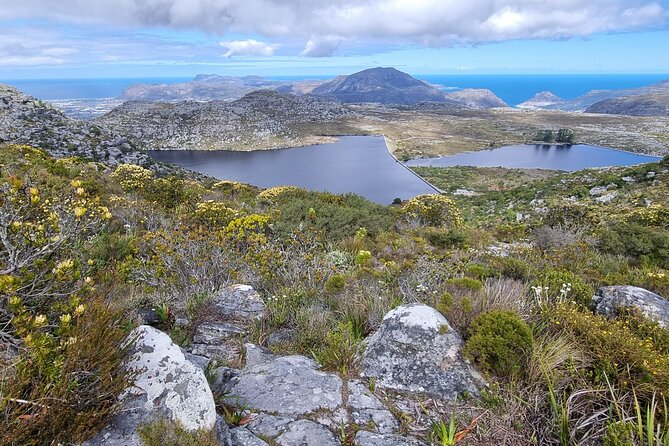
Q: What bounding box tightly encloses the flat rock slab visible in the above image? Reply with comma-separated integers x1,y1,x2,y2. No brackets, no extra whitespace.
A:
361,303,485,399
348,380,398,434
230,427,270,446
355,431,429,446
225,344,343,416
593,286,669,327
275,420,340,446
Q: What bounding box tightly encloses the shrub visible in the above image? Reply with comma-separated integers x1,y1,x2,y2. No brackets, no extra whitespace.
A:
137,418,219,446
497,257,531,281
447,277,484,291
600,222,669,269
1,299,131,446
192,201,238,228
324,274,346,294
257,185,304,202
547,303,669,398
531,269,594,307
423,227,470,249
464,310,533,377
400,194,463,227
273,192,395,241
110,163,154,191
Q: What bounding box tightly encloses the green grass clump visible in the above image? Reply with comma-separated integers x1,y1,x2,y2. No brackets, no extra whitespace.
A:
138,418,219,446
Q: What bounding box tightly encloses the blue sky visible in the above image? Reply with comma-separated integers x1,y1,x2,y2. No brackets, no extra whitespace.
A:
0,0,668,79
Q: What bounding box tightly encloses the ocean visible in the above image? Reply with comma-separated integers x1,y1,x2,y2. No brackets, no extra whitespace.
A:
3,74,668,106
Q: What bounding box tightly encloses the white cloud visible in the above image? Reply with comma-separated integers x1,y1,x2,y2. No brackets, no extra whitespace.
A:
301,35,344,57
220,39,278,57
0,0,666,60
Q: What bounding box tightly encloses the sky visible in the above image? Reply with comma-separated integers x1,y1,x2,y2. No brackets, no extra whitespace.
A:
0,0,668,79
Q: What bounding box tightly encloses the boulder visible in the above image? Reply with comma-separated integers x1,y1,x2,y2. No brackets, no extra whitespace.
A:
361,304,485,399
212,284,265,322
592,286,669,327
83,325,219,446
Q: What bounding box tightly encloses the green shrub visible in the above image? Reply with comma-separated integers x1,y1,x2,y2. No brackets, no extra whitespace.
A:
497,257,531,281
447,277,484,291
423,227,470,249
324,274,347,294
464,310,533,377
600,222,669,268
273,192,395,240
138,418,218,446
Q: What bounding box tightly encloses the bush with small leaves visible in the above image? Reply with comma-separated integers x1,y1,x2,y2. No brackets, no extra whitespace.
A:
464,309,533,377
401,194,463,228
193,201,238,229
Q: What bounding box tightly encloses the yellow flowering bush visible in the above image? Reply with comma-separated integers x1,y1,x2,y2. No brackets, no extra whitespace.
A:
257,185,304,202
193,201,239,228
400,194,463,227
110,163,154,191
629,204,669,229
225,214,271,245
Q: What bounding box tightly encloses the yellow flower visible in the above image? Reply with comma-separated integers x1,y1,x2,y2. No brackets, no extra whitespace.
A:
8,295,21,306
74,304,86,316
87,259,95,265
74,207,87,218
60,313,72,324
34,314,47,326
29,187,39,196
84,276,93,285
75,187,85,195
71,179,82,188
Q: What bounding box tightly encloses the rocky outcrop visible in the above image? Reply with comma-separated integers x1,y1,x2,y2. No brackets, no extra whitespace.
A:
0,85,152,166
355,431,429,446
516,79,669,112
83,325,222,445
592,286,669,327
361,303,486,399
444,89,508,108
585,92,669,117
95,90,352,151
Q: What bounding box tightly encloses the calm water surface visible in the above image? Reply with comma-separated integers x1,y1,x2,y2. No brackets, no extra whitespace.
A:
406,144,662,171
147,136,438,204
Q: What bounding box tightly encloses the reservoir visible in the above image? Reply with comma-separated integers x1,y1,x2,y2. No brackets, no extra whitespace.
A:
406,144,662,171
146,135,438,204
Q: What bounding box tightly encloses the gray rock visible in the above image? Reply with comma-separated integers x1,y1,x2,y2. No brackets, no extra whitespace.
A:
225,344,342,416
247,413,294,438
595,191,618,203
348,381,398,433
593,286,669,327
209,366,240,395
193,322,247,345
137,308,161,326
230,427,270,446
266,328,297,347
212,284,266,322
83,326,217,445
361,304,485,399
184,352,210,371
589,185,609,196
354,431,428,446
275,420,340,446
